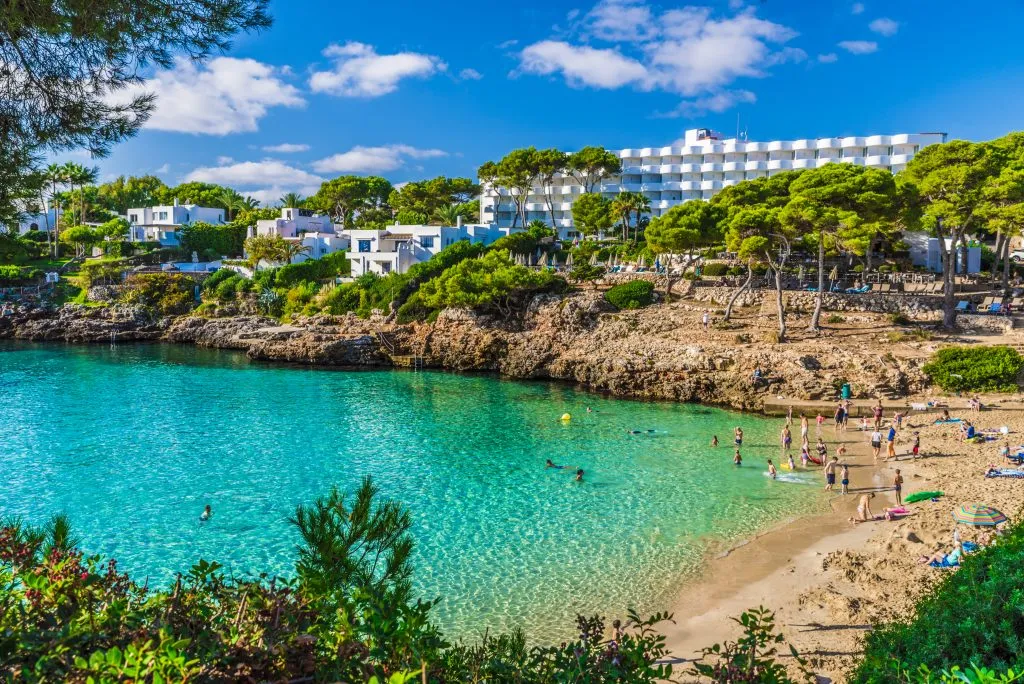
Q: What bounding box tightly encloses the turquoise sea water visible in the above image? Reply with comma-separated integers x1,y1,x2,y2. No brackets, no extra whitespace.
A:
0,342,825,641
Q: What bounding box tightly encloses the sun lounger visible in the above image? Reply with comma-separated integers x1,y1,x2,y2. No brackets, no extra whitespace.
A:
978,296,994,312
910,402,927,411
955,301,970,312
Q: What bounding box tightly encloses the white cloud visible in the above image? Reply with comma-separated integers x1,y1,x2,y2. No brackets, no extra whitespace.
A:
186,159,324,190
869,17,899,36
497,39,519,49
262,143,310,153
312,144,448,174
216,156,235,165
309,42,446,97
517,40,648,89
516,4,800,105
459,68,484,80
728,0,744,8
817,52,839,63
155,163,170,174
238,187,321,207
657,89,756,118
111,57,304,135
583,0,656,42
838,40,878,54
851,3,865,14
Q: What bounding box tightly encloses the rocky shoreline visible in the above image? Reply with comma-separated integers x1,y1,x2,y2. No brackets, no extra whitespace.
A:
0,292,933,412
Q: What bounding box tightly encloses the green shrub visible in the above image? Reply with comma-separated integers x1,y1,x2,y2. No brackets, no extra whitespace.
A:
201,268,239,292
419,250,564,314
214,274,249,302
177,221,247,257
283,281,319,317
79,260,127,287
702,263,729,276
119,273,195,315
727,266,746,276
605,280,655,310
922,346,1024,392
855,521,1024,682
827,314,845,324
274,252,350,288
0,264,24,284
396,291,432,323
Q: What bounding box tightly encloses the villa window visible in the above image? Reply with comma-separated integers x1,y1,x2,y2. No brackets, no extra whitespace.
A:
420,236,435,248
358,239,372,253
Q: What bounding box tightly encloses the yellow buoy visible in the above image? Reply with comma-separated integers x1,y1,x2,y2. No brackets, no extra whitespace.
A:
561,413,572,422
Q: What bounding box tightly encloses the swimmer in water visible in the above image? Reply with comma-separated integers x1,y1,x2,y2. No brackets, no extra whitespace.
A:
200,505,212,521
733,449,742,466
711,435,719,447
575,469,584,482
586,406,593,413
546,459,571,469
767,459,777,479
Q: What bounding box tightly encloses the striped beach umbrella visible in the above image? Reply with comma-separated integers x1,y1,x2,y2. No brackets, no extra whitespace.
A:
952,504,1007,526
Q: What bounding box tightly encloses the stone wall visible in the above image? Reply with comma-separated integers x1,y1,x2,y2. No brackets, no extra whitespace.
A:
687,285,955,320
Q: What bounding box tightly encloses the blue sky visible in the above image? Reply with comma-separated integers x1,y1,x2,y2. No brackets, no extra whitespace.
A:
89,0,1024,204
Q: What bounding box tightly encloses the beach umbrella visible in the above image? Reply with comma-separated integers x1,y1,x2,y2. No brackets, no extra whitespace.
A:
952,504,1007,526
551,254,560,268
829,265,839,280
589,253,597,266
566,253,575,268
539,251,549,268
638,255,646,269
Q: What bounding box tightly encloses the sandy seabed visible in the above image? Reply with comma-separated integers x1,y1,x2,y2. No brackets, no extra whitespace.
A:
658,396,1024,683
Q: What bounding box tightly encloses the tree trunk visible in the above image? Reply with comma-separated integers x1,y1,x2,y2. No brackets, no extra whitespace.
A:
1002,235,1012,291
991,229,1004,282
724,262,753,322
809,230,824,331
773,263,787,342
864,235,874,275
936,222,958,329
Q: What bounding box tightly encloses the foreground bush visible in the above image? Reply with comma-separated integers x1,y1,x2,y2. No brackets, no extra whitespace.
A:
1,478,675,683
854,521,1024,682
605,280,655,310
120,273,195,315
922,345,1024,393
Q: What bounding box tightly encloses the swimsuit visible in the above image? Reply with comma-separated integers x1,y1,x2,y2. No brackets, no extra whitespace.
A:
827,474,836,484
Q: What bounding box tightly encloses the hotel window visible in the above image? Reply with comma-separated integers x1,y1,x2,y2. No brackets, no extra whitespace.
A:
358,239,372,253
420,236,435,248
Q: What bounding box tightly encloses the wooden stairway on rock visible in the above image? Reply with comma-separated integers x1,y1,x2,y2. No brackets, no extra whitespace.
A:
377,331,425,370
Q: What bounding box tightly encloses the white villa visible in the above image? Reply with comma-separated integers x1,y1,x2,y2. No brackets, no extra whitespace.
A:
480,127,948,233
250,207,349,263
347,219,514,277
126,200,226,246
8,210,58,235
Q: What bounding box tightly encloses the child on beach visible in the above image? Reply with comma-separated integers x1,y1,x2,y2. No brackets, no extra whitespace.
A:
841,464,850,494
800,444,810,468
788,453,796,471
860,416,869,431
893,469,904,505
711,435,719,447
734,449,742,466
767,459,777,479
912,432,921,459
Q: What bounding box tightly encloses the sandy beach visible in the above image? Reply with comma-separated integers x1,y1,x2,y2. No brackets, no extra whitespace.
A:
661,395,1024,682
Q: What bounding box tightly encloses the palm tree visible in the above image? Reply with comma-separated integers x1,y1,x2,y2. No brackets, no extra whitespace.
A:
216,187,244,220
45,164,68,253
280,192,304,208
611,192,636,241
283,240,312,264
242,196,260,210
629,193,652,241
63,162,97,227
433,203,466,226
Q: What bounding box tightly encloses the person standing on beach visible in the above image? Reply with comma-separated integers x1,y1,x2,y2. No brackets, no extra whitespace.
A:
734,426,743,447
800,414,809,445
834,403,846,435
824,456,838,491
702,309,710,331
886,423,898,461
781,425,792,452
872,401,884,429
816,437,828,465
893,410,904,430
893,469,904,505
800,443,810,468
816,413,825,437
870,428,883,460
912,432,921,459
787,405,793,427
840,463,850,494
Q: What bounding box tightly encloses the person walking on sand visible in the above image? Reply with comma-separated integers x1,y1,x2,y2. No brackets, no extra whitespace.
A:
872,400,884,429
781,425,792,452
833,403,845,435
870,428,883,460
824,456,838,491
840,463,850,494
767,459,777,479
893,469,904,506
800,414,809,444
702,309,710,331
886,423,898,461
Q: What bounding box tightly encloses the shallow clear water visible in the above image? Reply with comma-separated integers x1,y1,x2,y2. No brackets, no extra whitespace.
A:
0,342,825,641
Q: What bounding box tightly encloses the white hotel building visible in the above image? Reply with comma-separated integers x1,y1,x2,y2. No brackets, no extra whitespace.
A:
480,128,947,238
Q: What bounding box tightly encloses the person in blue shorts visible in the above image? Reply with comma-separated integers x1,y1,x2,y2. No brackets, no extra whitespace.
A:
734,426,743,446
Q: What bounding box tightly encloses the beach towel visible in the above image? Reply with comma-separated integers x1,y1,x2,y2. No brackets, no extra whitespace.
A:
963,541,980,553
986,469,1024,478
934,418,962,424
905,490,944,504
929,557,960,568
